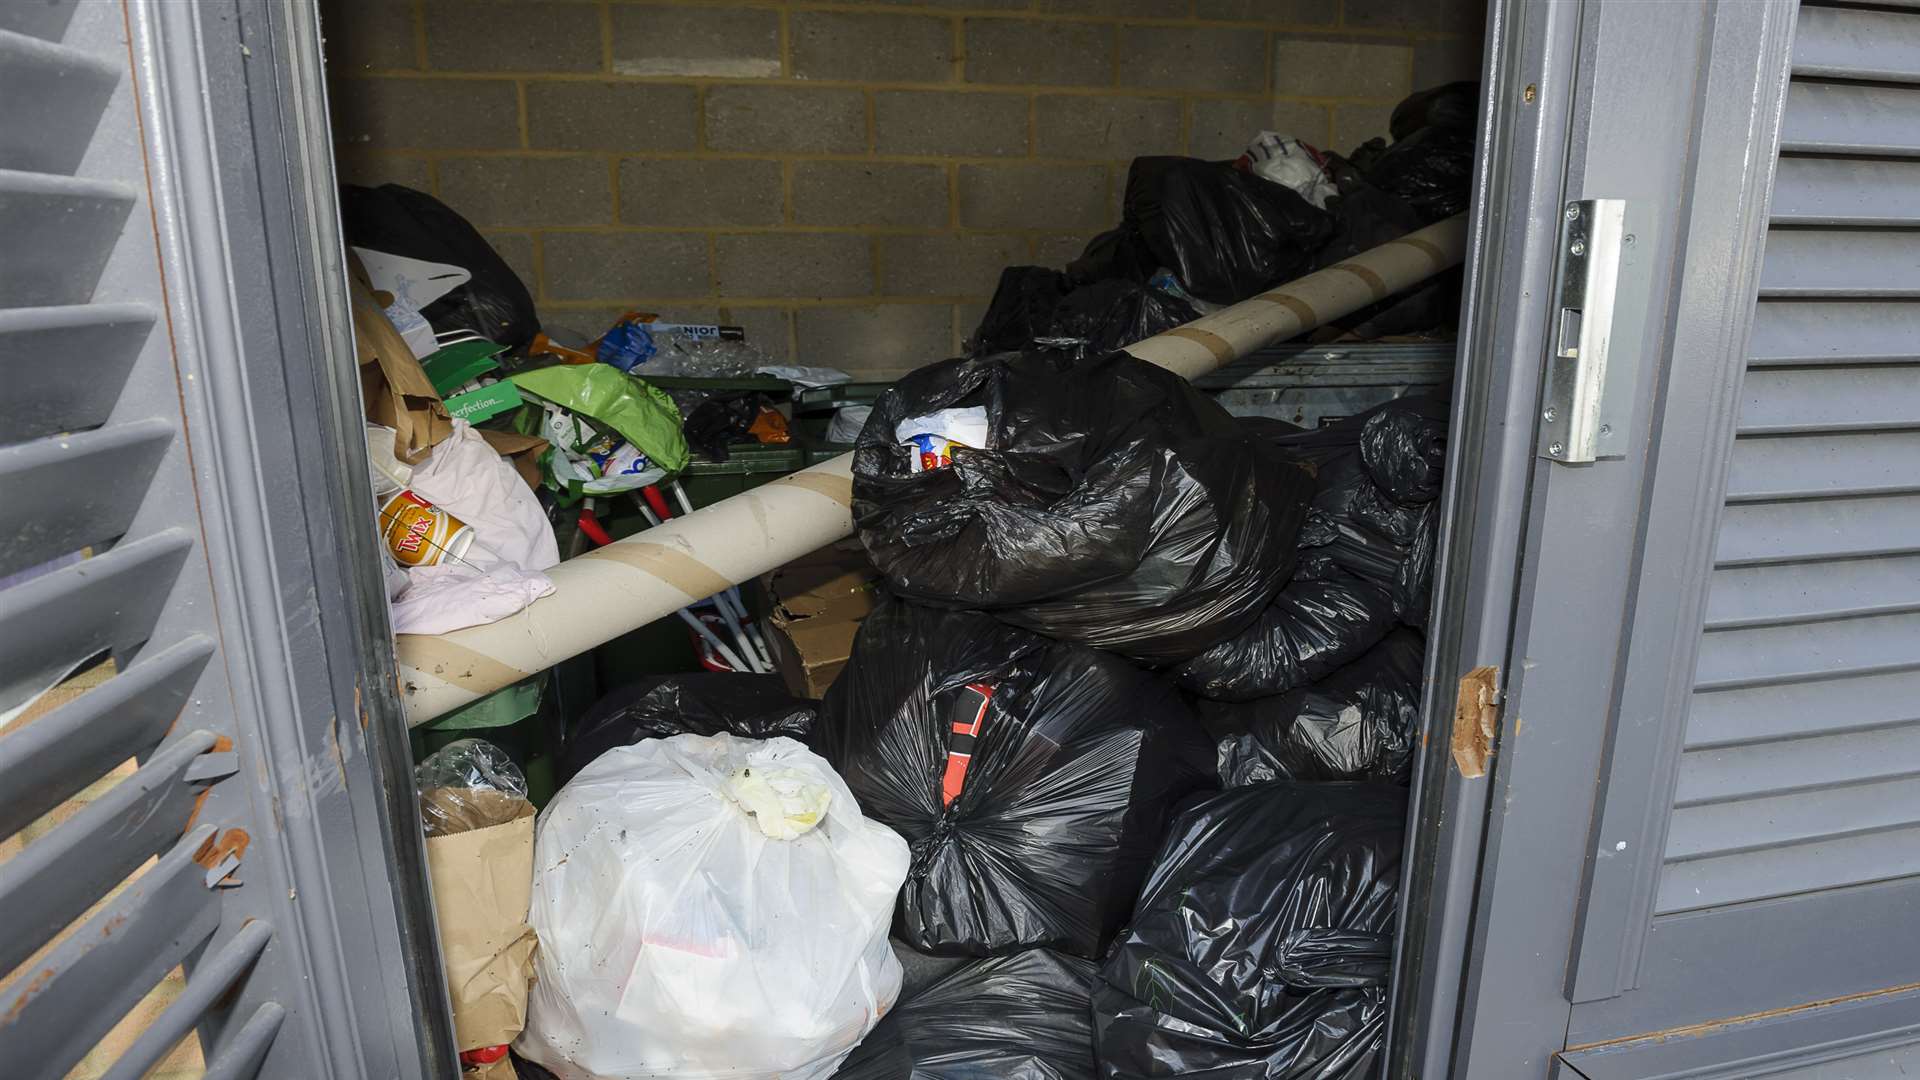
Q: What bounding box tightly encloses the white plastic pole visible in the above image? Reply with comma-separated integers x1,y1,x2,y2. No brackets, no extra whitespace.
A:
396,214,1468,724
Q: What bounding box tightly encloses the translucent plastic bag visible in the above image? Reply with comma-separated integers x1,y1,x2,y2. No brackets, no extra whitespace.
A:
517,733,909,1080
415,737,530,838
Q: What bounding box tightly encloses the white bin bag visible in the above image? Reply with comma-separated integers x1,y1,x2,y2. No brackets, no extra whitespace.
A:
516,732,910,1080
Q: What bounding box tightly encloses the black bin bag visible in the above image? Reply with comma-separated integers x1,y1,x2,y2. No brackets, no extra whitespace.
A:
1177,574,1399,702
1121,157,1335,305
562,673,815,783
833,949,1100,1080
1204,628,1426,786
1177,398,1446,699
973,267,1200,357
340,183,540,347
1093,782,1405,1080
1348,82,1480,225
819,598,1210,958
853,349,1315,665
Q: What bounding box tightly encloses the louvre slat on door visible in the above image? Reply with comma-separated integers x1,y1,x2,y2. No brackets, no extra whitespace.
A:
1757,230,1920,297
1737,366,1920,433
0,826,226,1078
1769,158,1920,227
0,0,79,42
1686,669,1920,750
1714,493,1920,565
0,730,221,977
0,304,155,440
1723,431,1920,501
1658,824,1920,912
1791,5,1920,83
0,170,134,306
98,920,274,1080
1778,82,1920,157
0,530,190,713
1676,723,1920,806
0,29,117,174
1705,556,1920,629
1667,774,1920,861
1695,611,1920,691
200,1003,288,1080
0,419,173,577
1747,299,1920,366
0,636,213,839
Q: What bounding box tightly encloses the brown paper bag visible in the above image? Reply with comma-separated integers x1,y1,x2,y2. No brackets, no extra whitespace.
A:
350,253,451,464
421,787,538,1062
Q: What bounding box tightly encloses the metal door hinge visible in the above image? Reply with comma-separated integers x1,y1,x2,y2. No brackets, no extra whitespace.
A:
1539,199,1648,464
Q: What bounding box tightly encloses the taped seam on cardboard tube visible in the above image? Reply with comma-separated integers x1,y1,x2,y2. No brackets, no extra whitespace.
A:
1251,291,1319,327
1165,326,1236,363
580,542,737,603
772,468,855,507
398,636,533,694
1389,235,1451,267
1327,262,1390,300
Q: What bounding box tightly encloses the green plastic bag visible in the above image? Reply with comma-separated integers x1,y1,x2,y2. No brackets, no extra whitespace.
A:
509,365,690,474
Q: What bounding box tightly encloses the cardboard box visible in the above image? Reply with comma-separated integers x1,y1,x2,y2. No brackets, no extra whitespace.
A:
760,542,878,699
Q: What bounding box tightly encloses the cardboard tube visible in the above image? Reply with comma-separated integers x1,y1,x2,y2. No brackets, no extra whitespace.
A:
397,214,1468,724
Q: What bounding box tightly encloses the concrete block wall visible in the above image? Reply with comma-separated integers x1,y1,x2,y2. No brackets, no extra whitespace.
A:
325,0,1484,377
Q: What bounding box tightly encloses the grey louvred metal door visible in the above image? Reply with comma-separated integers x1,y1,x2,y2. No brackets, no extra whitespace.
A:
1406,0,1920,1075
0,1,452,1077
1563,0,1920,1053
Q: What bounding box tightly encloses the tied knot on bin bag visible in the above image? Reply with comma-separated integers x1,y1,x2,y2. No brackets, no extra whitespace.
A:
851,349,1315,665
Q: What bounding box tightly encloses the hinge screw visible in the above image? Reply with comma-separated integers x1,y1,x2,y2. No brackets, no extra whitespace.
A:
1600,424,1612,436
1565,206,1579,221
1542,407,1557,422
1548,441,1565,455
1570,240,1586,256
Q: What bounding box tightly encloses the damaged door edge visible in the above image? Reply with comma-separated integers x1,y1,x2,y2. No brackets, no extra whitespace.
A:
1452,666,1502,778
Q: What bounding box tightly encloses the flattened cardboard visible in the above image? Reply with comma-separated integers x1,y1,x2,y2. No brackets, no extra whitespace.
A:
477,428,547,491
420,788,538,1056
760,544,878,698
